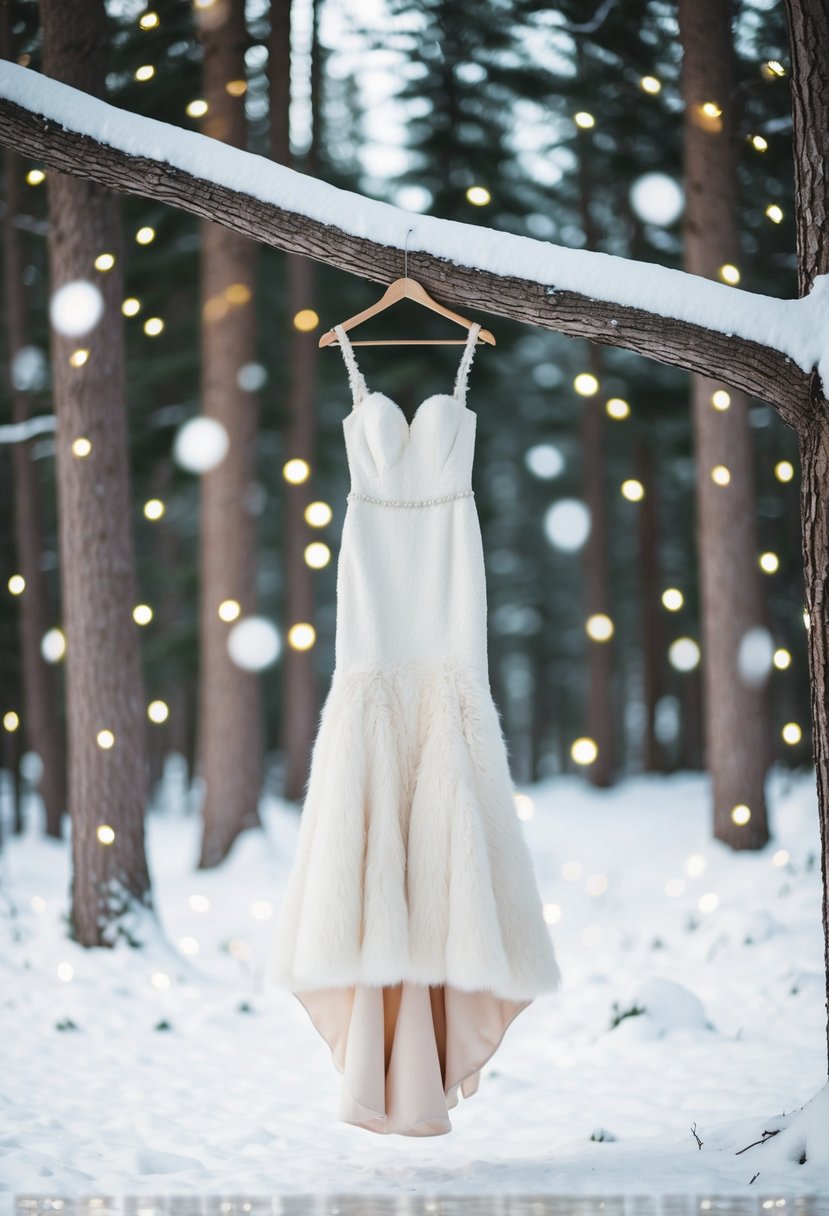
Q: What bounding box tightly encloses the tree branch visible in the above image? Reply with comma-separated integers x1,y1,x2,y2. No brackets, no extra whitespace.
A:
0,63,816,427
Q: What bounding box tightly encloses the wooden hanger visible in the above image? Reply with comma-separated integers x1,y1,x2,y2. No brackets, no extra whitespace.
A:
318,228,496,348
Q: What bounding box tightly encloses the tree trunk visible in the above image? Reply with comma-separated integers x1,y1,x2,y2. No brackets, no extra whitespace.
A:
798,409,829,1069
635,437,665,772
0,4,66,839
785,0,829,1070
41,0,152,942
576,103,617,788
195,0,263,868
580,346,616,786
270,0,321,803
680,0,770,850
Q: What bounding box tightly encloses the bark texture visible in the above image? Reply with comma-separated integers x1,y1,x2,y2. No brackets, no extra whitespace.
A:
580,347,616,786
785,0,829,1070
270,0,321,803
680,0,770,850
195,0,263,868
1,0,67,838
40,0,151,941
635,438,665,772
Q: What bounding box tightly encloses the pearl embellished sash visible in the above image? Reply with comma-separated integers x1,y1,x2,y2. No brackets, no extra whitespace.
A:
347,488,475,508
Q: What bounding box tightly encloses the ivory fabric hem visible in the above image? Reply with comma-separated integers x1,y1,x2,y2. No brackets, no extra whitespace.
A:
291,981,533,1137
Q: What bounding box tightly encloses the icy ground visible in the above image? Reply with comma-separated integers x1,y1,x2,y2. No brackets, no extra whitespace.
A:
0,763,827,1200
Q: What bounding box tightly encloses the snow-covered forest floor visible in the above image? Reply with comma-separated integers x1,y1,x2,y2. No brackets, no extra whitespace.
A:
1,764,827,1200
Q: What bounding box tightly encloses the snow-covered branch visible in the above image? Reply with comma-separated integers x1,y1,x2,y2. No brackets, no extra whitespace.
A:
0,61,823,422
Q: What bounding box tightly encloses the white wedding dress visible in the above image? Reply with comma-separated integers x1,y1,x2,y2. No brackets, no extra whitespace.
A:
267,321,561,1135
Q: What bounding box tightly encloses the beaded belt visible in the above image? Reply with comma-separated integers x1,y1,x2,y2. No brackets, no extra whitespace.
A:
347,488,474,508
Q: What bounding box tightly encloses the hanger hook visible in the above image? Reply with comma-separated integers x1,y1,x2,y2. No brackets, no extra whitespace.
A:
404,227,414,280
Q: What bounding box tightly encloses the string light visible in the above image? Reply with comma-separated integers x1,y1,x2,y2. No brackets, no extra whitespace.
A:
574,112,595,129
224,283,251,306
186,99,209,118
750,134,769,151
542,903,561,924
782,722,802,744
69,349,89,368
288,622,316,650
773,647,791,669
711,464,731,485
304,542,331,569
731,803,751,825
585,613,614,642
605,397,630,419
96,729,115,749
251,900,273,920
621,478,645,501
57,962,74,982
143,317,164,336
189,894,210,912
133,604,153,625
139,11,159,28
686,853,706,876
26,168,45,185
179,937,199,955
226,80,247,96
570,737,598,765
151,971,170,990
283,458,310,484
718,263,740,285
763,60,786,77
774,460,794,482
8,574,25,595
701,101,722,118
759,551,779,574
562,860,584,880
143,499,165,520
661,588,684,611
147,700,169,723
466,186,491,205
640,75,661,94
218,600,241,622
94,253,115,271
135,226,156,245
71,437,92,457
574,372,599,396
665,878,685,897
292,309,319,332
97,824,115,844
586,874,608,896
134,65,155,82
711,389,731,410
3,711,19,732
122,298,141,316
765,204,784,224
772,849,789,867
305,501,332,527
698,892,719,912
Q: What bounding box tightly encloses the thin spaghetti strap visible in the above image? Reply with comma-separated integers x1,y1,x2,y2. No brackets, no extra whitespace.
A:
454,322,482,405
334,324,368,408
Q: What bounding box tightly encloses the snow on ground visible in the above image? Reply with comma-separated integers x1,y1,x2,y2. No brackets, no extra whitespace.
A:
2,61,829,383
0,763,827,1201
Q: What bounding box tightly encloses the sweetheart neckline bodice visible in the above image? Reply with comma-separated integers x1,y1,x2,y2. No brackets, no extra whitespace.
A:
343,390,474,436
